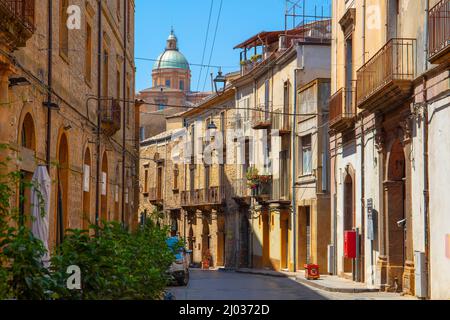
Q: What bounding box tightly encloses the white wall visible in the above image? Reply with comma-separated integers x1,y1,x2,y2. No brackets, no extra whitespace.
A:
427,96,450,299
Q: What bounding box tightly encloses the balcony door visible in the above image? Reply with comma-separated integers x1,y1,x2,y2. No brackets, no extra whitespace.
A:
345,36,353,114
157,166,163,200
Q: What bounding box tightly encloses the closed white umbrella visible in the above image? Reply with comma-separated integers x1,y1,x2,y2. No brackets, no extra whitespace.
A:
31,165,51,268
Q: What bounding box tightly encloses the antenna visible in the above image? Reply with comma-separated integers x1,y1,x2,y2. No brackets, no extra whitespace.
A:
284,0,331,33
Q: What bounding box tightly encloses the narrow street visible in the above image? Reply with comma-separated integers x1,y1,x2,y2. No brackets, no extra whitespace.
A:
168,270,417,301
169,269,327,300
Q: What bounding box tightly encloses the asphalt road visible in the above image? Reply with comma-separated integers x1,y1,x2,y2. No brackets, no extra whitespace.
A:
168,269,328,300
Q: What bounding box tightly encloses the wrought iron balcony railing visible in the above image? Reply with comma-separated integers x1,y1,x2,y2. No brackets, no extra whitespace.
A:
181,187,224,207
329,84,356,131
251,103,272,129
271,109,291,134
0,0,35,48
101,98,121,136
148,187,163,203
356,38,415,111
428,0,450,64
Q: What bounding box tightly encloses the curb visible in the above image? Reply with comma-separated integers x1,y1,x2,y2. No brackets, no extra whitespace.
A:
235,269,289,278
295,276,380,293
234,269,380,293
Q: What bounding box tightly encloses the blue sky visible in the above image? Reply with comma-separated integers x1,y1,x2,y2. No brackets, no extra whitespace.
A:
134,0,331,93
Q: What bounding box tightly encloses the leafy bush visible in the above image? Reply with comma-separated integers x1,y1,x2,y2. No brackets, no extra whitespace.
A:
0,145,175,300
49,221,175,300
0,147,52,300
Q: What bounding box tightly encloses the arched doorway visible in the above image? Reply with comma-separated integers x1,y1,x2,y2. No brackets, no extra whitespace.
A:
56,133,69,245
239,213,250,268
188,224,194,251
262,210,271,268
343,172,354,273
202,218,211,265
82,147,91,230
100,152,108,223
217,214,226,267
18,113,36,227
385,139,407,290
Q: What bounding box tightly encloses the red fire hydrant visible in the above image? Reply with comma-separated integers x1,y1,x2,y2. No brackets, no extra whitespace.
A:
304,264,320,280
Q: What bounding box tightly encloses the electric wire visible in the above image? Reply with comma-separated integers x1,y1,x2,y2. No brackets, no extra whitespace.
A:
196,0,215,91
202,0,224,92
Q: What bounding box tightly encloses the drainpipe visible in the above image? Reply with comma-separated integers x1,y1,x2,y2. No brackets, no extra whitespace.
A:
46,0,53,169
423,0,430,300
95,0,102,228
422,76,430,299
121,0,127,227
291,68,299,272
359,0,367,284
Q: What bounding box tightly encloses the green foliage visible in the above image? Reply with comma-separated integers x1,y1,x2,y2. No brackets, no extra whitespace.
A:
0,150,175,300
0,146,52,300
49,220,175,300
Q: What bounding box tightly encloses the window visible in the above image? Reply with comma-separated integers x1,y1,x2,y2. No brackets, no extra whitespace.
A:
85,22,92,83
144,169,148,193
59,0,69,59
102,49,109,98
179,80,184,91
126,81,130,125
301,135,312,175
165,79,171,88
116,70,121,101
174,165,179,190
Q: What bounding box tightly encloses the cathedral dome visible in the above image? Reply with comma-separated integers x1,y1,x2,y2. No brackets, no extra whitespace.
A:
153,30,190,71
153,50,190,70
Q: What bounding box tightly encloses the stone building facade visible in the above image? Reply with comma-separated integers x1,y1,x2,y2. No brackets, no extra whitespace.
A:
231,21,332,272
139,88,242,268
330,0,449,299
0,0,139,249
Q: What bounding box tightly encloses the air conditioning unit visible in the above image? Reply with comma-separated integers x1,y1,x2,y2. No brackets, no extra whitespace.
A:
327,244,335,275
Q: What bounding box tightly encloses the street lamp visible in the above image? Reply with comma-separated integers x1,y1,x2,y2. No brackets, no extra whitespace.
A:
207,121,218,130
213,68,226,96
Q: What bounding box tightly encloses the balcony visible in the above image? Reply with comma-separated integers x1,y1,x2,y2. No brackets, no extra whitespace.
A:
356,38,415,112
428,0,450,64
329,85,356,132
232,178,251,206
181,187,224,209
0,0,35,50
148,187,163,205
101,98,121,136
271,109,291,135
251,103,272,129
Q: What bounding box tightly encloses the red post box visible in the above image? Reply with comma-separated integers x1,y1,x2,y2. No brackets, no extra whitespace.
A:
304,264,320,280
344,230,357,259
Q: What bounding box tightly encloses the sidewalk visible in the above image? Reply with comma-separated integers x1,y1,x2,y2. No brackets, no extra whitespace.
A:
235,268,379,293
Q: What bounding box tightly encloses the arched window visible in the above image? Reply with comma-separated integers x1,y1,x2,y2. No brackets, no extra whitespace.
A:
18,113,36,226
21,113,36,150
